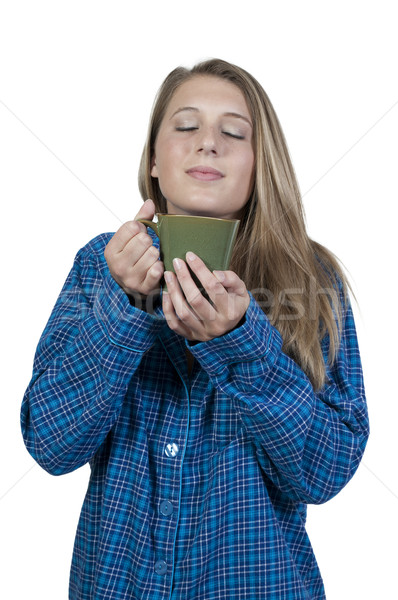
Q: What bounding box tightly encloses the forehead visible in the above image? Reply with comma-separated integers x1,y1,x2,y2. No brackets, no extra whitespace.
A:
166,75,251,116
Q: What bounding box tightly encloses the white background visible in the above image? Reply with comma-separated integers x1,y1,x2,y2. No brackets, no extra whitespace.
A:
1,1,397,598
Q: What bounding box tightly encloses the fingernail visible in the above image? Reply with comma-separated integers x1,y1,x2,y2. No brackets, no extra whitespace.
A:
186,252,196,262
213,270,225,282
173,258,182,271
164,271,173,283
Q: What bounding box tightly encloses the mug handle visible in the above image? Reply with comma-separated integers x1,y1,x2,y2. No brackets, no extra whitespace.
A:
137,218,159,235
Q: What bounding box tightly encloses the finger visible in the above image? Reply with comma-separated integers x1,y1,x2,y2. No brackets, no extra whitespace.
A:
162,290,196,340
183,253,229,311
134,198,156,221
107,231,154,285
141,255,164,291
122,230,155,264
212,270,248,296
164,269,203,324
127,244,163,288
105,220,146,255
172,259,216,322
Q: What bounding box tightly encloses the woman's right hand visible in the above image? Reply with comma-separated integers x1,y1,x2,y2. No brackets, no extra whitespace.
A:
104,199,164,301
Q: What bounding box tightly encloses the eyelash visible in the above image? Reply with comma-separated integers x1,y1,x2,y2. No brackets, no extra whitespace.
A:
175,127,244,140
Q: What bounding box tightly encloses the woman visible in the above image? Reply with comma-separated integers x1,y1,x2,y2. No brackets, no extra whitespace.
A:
21,58,369,599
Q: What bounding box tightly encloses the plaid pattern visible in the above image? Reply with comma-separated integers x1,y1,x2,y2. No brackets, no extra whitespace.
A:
21,232,369,600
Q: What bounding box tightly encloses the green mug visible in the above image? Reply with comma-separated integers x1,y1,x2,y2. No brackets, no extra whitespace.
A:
138,213,240,291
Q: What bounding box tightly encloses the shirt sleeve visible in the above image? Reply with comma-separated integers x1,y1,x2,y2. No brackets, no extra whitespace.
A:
188,293,369,505
21,236,164,476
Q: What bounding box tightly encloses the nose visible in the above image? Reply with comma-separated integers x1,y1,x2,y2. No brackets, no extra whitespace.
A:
196,126,218,155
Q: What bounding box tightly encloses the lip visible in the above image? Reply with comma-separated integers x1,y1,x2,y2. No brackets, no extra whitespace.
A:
186,165,224,181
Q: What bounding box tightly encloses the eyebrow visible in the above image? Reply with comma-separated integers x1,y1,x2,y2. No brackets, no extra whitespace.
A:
171,106,252,127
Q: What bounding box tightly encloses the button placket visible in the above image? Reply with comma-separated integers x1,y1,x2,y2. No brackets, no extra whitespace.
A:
154,450,178,580
153,338,191,589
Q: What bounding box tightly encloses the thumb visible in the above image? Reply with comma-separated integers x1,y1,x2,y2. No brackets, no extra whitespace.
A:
134,198,156,221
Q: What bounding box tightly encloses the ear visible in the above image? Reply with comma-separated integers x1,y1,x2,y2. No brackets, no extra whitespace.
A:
150,156,158,178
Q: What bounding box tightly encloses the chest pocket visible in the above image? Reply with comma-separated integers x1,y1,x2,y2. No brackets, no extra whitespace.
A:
191,382,244,452
214,394,244,450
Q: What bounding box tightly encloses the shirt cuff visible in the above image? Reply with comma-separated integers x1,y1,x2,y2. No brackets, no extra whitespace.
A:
93,271,164,352
188,293,283,374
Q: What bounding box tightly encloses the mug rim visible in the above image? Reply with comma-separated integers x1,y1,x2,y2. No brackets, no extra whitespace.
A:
155,213,240,223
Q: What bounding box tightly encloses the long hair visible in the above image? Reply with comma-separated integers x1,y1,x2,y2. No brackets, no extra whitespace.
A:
138,58,349,390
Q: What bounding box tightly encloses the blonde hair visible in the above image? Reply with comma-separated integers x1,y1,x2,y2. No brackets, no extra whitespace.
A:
139,58,349,390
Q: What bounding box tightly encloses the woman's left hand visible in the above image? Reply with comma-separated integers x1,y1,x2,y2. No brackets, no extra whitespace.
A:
162,251,250,342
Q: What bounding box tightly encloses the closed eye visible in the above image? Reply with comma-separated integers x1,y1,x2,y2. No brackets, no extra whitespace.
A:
223,131,245,140
175,127,245,140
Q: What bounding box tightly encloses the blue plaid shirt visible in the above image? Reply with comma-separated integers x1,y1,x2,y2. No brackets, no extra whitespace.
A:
21,232,369,600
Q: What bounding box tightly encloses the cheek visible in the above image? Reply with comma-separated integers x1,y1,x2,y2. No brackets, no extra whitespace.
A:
154,140,183,174
237,151,255,187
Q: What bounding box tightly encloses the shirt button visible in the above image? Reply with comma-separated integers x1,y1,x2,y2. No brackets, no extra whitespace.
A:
154,560,167,575
159,500,174,516
165,443,179,458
